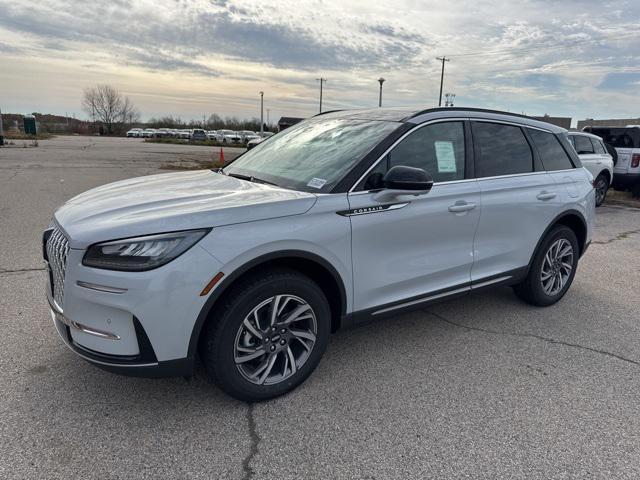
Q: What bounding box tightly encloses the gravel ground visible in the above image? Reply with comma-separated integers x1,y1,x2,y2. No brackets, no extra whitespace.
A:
1,136,639,479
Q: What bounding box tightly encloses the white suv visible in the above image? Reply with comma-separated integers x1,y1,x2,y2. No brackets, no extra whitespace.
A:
583,126,640,197
44,108,595,401
567,132,613,206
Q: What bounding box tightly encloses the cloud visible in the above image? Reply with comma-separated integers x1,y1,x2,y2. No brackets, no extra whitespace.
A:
598,72,640,91
0,0,639,121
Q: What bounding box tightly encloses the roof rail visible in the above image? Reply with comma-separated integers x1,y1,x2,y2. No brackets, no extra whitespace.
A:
313,109,344,117
406,107,538,122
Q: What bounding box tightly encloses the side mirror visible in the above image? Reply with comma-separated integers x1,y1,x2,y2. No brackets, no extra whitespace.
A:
372,165,434,202
383,165,434,191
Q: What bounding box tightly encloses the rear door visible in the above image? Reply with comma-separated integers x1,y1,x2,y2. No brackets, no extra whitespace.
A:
573,134,599,178
470,121,559,283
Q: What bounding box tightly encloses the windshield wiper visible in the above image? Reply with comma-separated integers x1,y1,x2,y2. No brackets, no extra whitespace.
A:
249,176,278,186
227,172,278,187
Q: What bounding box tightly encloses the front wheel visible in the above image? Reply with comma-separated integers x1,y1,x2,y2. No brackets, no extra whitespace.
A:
594,173,609,207
200,268,331,401
513,225,579,306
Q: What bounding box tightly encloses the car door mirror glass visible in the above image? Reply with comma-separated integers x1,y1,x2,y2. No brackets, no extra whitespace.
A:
382,165,434,191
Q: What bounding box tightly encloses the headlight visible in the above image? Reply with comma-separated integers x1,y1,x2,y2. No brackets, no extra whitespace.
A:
82,229,211,271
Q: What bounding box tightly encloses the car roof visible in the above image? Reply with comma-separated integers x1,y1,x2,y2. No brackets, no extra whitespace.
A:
568,131,602,140
314,107,566,133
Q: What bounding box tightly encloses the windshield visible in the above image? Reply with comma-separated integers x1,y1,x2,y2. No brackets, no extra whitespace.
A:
223,118,400,192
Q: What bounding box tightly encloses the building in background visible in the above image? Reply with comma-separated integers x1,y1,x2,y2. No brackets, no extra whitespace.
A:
577,118,640,130
277,117,304,131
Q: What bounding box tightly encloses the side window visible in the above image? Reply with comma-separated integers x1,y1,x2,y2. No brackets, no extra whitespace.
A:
473,122,533,177
591,138,606,154
528,129,575,171
574,135,594,154
567,135,576,148
387,122,466,183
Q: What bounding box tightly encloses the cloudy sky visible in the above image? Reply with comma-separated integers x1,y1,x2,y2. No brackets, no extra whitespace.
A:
1,0,639,124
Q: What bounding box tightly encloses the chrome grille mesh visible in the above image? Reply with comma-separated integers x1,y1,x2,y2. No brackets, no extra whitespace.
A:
46,227,69,307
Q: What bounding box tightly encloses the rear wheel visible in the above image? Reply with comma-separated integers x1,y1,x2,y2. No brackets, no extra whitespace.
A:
513,225,579,306
200,268,331,401
594,173,609,207
632,183,640,198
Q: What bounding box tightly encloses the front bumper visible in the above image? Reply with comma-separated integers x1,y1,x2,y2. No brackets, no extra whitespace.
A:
49,294,194,377
44,223,223,377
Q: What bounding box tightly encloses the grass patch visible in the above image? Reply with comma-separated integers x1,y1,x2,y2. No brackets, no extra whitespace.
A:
160,158,228,171
4,132,55,140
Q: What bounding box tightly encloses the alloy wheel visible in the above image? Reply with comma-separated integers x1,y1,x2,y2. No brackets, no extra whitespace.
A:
540,238,574,296
234,295,317,386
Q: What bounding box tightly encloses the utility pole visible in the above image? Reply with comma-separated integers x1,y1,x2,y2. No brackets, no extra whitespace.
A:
316,78,327,113
436,56,450,107
377,78,386,107
259,91,264,134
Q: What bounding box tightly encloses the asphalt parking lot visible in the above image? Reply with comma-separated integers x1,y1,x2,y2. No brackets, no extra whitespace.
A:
1,136,640,479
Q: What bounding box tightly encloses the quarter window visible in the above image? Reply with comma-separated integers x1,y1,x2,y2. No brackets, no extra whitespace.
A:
473,122,533,177
591,138,606,154
528,129,575,171
574,135,594,155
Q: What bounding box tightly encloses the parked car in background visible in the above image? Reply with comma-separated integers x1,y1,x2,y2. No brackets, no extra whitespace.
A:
141,128,157,138
216,129,242,144
44,107,594,401
178,129,192,139
246,137,264,150
259,132,275,139
583,126,640,197
567,132,613,206
237,130,258,144
191,129,207,142
126,128,143,138
155,128,173,138
206,130,218,140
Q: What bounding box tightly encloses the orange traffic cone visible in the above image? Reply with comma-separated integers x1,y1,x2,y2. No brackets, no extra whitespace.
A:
219,147,225,164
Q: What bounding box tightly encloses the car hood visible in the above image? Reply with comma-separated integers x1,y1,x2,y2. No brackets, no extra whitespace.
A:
54,170,317,249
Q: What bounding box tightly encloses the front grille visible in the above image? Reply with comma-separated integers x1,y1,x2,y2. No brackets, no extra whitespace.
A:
45,227,70,307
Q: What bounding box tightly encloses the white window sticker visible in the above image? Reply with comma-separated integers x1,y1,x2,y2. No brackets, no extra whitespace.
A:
434,141,457,173
307,177,327,189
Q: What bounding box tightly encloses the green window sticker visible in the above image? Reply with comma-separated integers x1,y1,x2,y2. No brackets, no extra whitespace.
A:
434,141,457,173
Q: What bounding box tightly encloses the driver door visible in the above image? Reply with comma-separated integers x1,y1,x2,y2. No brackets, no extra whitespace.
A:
348,120,481,315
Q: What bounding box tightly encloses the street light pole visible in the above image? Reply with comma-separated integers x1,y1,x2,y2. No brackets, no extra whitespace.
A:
436,56,450,107
259,91,264,134
316,78,327,113
377,78,385,107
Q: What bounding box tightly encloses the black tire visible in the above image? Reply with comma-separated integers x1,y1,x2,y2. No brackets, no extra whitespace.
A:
594,173,609,207
513,225,579,306
604,143,618,167
200,268,331,401
632,184,640,198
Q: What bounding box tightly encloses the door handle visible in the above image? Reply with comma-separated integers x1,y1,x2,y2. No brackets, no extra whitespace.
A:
536,191,556,201
448,201,477,213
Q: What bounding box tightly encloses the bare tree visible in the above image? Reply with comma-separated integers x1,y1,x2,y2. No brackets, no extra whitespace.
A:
81,84,138,134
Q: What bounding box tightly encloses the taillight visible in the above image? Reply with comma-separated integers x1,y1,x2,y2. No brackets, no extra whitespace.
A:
632,154,640,168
